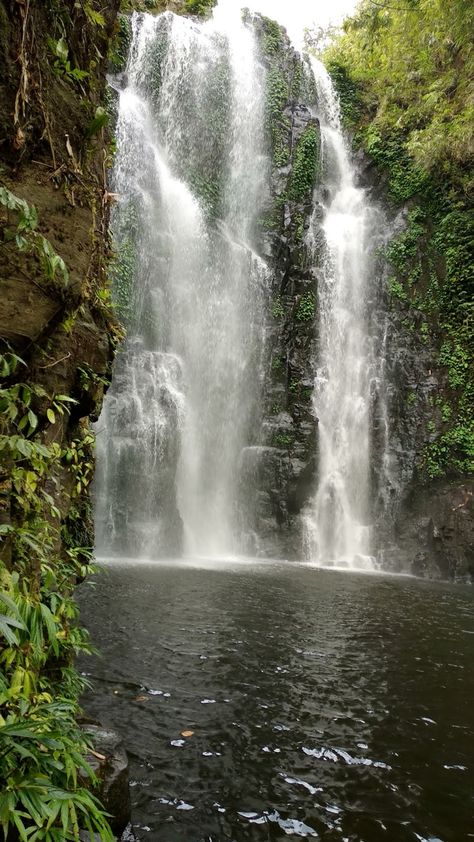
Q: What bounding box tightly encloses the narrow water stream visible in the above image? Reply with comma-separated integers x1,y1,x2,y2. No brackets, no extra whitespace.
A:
78,563,474,841
303,60,385,570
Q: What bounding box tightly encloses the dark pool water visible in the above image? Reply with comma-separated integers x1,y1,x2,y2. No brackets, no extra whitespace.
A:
77,559,474,842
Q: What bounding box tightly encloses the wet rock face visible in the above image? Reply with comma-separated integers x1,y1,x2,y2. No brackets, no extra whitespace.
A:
244,19,320,557
395,480,474,580
82,725,132,837
354,150,473,578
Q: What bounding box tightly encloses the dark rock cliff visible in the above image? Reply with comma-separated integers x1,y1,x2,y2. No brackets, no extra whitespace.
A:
356,150,474,580
239,18,320,558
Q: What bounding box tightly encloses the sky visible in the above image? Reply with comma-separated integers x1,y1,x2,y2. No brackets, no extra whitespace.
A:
217,0,359,47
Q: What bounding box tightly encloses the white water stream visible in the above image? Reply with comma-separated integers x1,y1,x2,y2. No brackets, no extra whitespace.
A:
303,59,382,570
95,8,270,558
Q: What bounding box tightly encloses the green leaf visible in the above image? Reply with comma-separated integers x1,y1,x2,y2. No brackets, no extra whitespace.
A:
28,409,38,431
46,408,56,424
55,37,69,63
86,106,109,137
15,436,31,457
0,616,20,645
40,604,59,656
18,414,29,432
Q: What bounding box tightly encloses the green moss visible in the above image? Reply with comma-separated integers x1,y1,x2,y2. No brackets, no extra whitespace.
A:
440,401,452,422
295,291,316,322
386,210,425,269
272,355,285,372
273,432,294,448
266,67,288,118
188,170,222,219
293,212,305,242
326,60,361,127
120,0,216,13
270,115,291,169
109,14,131,74
424,422,474,478
360,126,430,203
288,125,319,201
439,338,470,390
271,296,285,318
261,19,284,56
184,0,216,14
290,60,303,102
388,277,407,302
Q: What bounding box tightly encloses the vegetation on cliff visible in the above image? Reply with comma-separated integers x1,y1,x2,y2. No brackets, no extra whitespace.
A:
119,0,216,15
325,0,474,480
0,0,120,838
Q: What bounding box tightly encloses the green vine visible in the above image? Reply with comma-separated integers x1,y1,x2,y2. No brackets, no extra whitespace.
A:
0,350,113,840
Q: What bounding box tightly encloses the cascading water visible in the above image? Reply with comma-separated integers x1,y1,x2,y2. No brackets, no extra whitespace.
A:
303,58,384,570
94,7,270,559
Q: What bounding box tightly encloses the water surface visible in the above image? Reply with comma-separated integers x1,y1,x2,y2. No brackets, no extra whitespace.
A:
78,561,474,841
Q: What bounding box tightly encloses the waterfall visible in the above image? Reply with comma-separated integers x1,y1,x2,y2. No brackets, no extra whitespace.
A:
303,58,384,570
95,8,270,559
94,5,395,567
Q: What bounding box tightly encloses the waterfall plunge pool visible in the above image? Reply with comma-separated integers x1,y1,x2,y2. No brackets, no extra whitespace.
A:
77,561,474,841
79,559,474,842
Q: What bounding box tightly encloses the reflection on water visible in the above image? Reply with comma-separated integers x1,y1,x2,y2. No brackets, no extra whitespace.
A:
77,561,474,841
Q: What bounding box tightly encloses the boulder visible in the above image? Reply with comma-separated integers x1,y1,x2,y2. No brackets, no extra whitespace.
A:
82,725,131,836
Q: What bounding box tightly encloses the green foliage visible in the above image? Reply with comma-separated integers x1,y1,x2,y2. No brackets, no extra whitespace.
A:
388,277,407,302
439,401,452,423
109,14,132,74
424,422,474,479
0,350,112,839
271,297,284,319
290,61,303,102
295,291,315,322
184,0,216,15
326,0,474,479
273,432,294,448
0,188,69,288
271,356,285,372
325,60,361,127
265,68,290,169
293,212,305,243
261,18,284,56
325,0,474,189
49,38,89,84
110,203,138,324
360,126,429,203
289,378,300,394
288,126,319,201
84,3,106,28
188,171,221,218
439,338,470,390
0,571,113,842
86,107,108,138
119,0,215,17
386,210,425,269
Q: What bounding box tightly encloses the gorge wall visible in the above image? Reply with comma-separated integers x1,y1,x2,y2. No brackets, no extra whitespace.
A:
324,0,473,579
101,4,473,578
0,2,122,838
